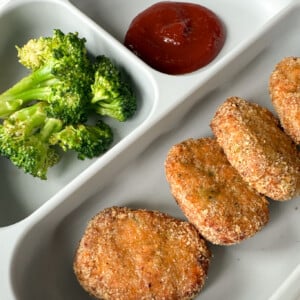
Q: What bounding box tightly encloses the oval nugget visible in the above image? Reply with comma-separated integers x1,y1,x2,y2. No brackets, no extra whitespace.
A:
165,137,269,245
74,206,211,300
211,96,300,201
269,56,300,144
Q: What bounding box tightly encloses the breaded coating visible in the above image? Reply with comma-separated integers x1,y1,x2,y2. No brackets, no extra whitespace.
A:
165,137,269,245
211,96,300,201
269,56,300,144
73,206,211,300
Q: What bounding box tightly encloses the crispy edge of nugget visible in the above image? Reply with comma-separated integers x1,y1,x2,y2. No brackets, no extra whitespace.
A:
73,206,211,300
269,56,300,144
210,96,300,201
164,137,269,245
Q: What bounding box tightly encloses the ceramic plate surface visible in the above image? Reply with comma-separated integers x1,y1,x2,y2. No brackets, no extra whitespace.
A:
0,0,300,299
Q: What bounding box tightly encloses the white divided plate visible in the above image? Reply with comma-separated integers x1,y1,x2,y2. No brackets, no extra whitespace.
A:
0,0,300,299
269,264,300,300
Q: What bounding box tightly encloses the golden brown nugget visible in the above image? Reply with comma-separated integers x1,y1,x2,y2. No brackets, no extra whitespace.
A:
165,137,269,245
211,96,300,201
74,206,211,300
269,56,300,144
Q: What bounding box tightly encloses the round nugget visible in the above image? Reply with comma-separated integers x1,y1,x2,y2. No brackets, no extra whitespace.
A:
73,206,211,300
165,137,269,245
211,96,300,201
269,56,300,144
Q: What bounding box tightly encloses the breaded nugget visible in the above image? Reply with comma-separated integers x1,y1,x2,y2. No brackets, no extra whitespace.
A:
73,206,211,300
269,56,300,144
165,137,269,245
211,96,300,201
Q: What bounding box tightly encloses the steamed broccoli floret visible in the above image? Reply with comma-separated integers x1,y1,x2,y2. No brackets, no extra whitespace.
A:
0,101,114,179
90,55,137,121
17,29,87,71
0,29,93,123
49,120,113,160
0,102,62,179
17,36,54,71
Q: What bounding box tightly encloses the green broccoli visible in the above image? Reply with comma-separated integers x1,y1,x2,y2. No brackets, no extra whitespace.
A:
17,35,56,71
90,55,137,121
0,102,62,179
49,120,113,160
0,31,138,179
0,29,93,123
0,101,113,179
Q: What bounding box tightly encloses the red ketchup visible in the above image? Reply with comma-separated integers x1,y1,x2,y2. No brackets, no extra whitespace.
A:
124,1,226,75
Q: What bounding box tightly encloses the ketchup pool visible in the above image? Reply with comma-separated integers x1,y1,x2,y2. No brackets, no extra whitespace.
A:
124,1,226,75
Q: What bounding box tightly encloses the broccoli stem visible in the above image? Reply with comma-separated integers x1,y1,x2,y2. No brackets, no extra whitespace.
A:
6,102,62,139
0,65,57,117
39,118,63,142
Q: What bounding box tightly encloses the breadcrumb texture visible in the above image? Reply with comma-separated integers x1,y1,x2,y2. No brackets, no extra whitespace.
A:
73,206,211,300
211,96,300,201
269,56,300,144
165,137,269,245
